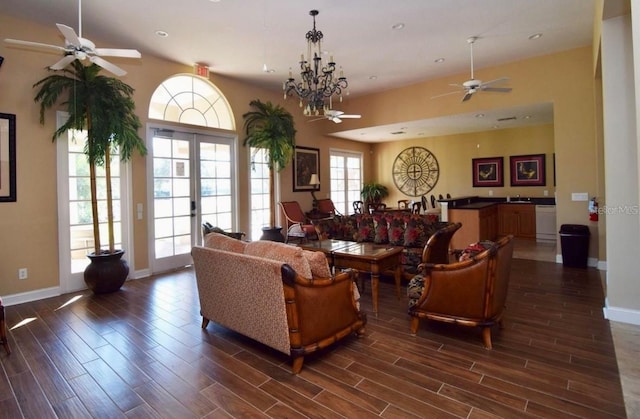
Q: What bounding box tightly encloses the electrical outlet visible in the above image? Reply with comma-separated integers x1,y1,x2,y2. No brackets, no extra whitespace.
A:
18,268,28,280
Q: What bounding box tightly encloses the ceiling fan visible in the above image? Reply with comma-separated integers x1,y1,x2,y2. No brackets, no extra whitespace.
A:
3,0,140,76
309,109,362,124
433,36,512,102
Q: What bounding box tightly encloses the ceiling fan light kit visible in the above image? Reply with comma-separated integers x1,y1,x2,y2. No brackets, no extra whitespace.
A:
283,10,349,116
3,0,141,76
432,36,512,102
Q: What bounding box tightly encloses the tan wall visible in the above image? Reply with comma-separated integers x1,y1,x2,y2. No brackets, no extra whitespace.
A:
0,13,600,297
346,46,599,260
373,124,555,204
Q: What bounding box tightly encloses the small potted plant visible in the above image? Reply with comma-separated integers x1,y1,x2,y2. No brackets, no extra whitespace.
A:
361,182,389,206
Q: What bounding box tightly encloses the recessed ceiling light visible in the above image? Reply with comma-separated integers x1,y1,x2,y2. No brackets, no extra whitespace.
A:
524,115,532,119
369,75,377,80
392,23,405,30
155,30,169,37
475,113,485,118
528,33,543,40
434,58,445,63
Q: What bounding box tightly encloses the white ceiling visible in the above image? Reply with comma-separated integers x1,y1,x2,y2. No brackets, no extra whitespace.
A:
0,0,595,142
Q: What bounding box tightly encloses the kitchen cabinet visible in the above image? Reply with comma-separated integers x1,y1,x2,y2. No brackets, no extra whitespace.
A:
498,204,536,239
448,203,498,249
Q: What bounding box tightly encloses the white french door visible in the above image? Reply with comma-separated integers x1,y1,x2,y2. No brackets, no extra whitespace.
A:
148,126,236,273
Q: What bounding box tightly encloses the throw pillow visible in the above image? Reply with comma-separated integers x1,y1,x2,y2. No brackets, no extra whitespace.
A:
355,214,375,242
373,214,389,244
203,232,248,253
403,215,431,248
387,215,405,246
303,250,332,278
244,241,312,278
458,241,495,261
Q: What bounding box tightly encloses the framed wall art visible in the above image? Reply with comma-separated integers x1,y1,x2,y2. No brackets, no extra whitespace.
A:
510,153,546,186
0,113,16,202
472,156,503,187
293,146,320,191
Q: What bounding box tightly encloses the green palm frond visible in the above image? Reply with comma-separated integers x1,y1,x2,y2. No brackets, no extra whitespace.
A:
243,99,296,172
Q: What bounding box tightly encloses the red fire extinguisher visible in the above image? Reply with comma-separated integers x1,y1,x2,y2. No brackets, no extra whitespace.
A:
589,197,599,221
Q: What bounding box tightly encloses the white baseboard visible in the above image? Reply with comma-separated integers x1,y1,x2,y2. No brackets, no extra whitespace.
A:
2,287,61,307
1,270,151,307
604,305,640,326
555,254,604,270
131,268,151,279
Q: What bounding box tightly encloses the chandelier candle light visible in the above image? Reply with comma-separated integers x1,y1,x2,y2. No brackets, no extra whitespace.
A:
283,10,348,116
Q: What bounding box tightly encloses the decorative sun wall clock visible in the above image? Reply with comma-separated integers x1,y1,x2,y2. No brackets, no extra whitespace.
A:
392,146,440,196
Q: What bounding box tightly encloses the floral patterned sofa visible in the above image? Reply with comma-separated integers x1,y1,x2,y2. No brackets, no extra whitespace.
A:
313,213,454,278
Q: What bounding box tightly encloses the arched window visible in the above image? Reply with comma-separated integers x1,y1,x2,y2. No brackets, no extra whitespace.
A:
148,74,235,129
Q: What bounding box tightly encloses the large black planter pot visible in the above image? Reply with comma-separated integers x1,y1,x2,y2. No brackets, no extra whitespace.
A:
84,249,129,294
260,226,285,242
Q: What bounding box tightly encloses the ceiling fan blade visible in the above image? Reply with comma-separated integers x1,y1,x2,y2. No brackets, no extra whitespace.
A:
431,90,460,99
307,117,325,123
331,117,342,124
90,56,126,76
56,24,81,47
49,55,77,70
480,77,509,87
95,48,141,58
339,114,361,119
462,92,473,102
4,38,67,53
482,87,512,93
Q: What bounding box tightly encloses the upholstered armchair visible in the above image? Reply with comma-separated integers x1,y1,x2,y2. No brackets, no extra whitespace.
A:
407,235,514,349
279,201,317,243
421,222,462,265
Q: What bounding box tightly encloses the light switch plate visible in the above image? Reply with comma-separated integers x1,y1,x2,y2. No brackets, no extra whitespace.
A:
571,192,589,201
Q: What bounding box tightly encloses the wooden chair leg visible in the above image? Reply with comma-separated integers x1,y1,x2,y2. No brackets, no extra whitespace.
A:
0,303,10,355
482,326,492,349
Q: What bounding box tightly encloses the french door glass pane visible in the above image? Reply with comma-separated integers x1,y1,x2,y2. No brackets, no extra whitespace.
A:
249,148,270,240
330,151,362,215
67,129,122,273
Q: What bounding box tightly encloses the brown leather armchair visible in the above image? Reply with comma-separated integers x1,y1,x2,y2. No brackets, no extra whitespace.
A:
421,222,462,265
407,235,514,349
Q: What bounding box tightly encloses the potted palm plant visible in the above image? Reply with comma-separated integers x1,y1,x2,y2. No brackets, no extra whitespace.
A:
34,61,147,293
243,99,296,241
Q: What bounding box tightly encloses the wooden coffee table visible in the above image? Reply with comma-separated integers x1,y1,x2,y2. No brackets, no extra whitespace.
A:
301,240,403,315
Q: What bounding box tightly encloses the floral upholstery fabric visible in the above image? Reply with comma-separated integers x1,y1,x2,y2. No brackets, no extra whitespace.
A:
407,274,425,309
244,240,312,278
387,215,406,246
458,241,495,261
355,214,375,242
374,216,389,244
309,213,454,277
204,232,248,253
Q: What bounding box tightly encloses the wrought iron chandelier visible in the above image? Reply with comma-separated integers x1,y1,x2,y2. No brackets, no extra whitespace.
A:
283,10,348,116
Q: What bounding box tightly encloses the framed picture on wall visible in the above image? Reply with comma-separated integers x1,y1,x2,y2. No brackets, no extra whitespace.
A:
510,153,546,186
293,146,320,191
0,113,17,202
472,157,503,187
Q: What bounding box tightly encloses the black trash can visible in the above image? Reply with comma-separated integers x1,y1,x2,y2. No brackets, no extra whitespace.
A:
559,224,590,268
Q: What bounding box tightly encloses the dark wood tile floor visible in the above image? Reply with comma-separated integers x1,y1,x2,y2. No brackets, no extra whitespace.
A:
0,258,627,418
